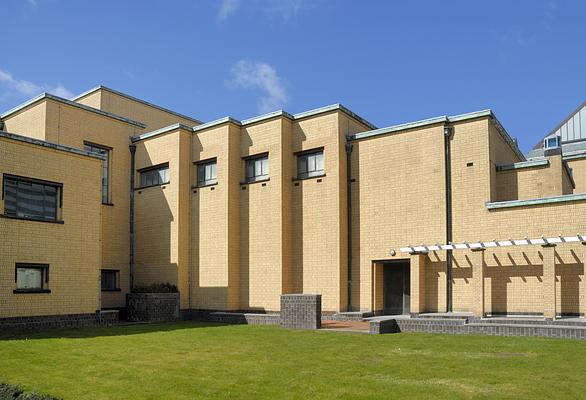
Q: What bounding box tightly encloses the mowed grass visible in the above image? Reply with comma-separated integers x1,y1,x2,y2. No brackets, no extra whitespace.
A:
0,322,585,399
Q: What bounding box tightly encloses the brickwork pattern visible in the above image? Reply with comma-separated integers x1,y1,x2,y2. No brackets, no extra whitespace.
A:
0,311,119,333
280,294,321,329
126,293,180,322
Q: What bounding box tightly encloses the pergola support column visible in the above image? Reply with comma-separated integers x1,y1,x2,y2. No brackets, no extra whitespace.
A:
542,244,557,320
410,253,427,315
470,249,485,318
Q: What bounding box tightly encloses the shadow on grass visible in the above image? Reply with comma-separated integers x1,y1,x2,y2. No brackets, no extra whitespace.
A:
0,321,234,342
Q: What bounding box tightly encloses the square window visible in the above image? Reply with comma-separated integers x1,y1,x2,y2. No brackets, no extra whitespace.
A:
15,264,48,291
101,270,119,291
297,150,324,179
196,160,217,186
245,155,269,182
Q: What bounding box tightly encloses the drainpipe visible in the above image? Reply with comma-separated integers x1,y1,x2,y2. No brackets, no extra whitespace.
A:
129,143,136,290
444,125,454,313
345,139,353,312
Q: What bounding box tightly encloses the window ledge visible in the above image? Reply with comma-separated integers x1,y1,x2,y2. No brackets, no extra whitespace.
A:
102,202,114,207
101,288,122,292
292,173,326,182
13,289,51,294
192,182,218,189
240,178,270,185
0,214,63,224
135,182,170,190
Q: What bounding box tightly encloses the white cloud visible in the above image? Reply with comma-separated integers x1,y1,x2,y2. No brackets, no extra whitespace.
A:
229,60,288,114
0,68,74,101
217,0,310,23
217,0,240,21
28,0,39,7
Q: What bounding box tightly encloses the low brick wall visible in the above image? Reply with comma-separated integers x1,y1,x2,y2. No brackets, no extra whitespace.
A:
207,312,280,325
126,293,179,322
0,310,119,333
280,294,321,329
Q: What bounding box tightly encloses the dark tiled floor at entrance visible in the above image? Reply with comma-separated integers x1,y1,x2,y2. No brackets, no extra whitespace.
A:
321,320,370,331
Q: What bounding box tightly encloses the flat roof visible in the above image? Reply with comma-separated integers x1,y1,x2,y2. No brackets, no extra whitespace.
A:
0,130,106,160
350,109,525,161
0,93,146,128
72,85,202,125
131,103,378,143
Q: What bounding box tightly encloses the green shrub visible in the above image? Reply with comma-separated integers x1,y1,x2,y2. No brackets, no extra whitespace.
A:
0,382,23,399
131,282,178,293
0,382,60,400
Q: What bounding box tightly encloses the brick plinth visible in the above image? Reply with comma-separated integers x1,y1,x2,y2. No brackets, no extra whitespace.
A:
280,294,321,329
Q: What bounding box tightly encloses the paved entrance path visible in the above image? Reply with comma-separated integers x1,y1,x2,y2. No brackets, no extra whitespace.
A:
320,320,370,333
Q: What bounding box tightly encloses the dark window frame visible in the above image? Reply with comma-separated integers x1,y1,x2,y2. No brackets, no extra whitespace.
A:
101,269,120,292
244,153,269,183
14,263,50,294
2,174,62,222
83,141,112,204
195,158,218,187
137,163,170,189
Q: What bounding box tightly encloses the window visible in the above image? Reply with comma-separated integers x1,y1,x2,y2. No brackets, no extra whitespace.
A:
297,150,324,179
544,135,561,149
101,270,119,291
84,142,111,203
139,164,169,188
15,264,49,292
197,160,217,187
245,155,269,182
3,175,60,221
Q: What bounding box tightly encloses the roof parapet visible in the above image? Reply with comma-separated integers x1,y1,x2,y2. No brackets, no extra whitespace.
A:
131,103,377,143
72,85,202,125
0,130,106,160
1,93,147,128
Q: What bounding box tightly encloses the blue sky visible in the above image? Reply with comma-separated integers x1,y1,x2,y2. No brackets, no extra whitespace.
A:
1,0,584,152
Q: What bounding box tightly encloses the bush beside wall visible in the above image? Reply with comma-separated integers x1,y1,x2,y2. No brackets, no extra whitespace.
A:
0,382,60,400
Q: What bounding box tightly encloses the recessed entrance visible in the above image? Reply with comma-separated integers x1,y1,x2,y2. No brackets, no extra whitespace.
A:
383,262,410,315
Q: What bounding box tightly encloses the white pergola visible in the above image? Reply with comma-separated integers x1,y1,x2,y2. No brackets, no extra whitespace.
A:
400,234,586,254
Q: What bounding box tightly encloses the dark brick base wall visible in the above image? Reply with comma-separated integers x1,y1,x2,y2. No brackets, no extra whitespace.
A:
370,318,586,339
280,294,321,329
126,293,179,322
0,310,119,333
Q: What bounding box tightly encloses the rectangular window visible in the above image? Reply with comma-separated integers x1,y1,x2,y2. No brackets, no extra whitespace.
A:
196,160,217,187
101,270,119,291
245,155,269,182
3,175,60,221
84,142,111,203
15,264,49,292
139,164,169,188
297,150,324,179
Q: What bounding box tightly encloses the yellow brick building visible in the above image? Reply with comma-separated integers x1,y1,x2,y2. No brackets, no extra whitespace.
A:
1,86,585,324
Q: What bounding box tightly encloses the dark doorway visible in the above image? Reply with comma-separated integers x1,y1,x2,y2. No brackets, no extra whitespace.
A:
383,262,410,315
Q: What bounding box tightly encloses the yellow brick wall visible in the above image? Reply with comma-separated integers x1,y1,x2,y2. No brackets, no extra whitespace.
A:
2,102,48,141
567,157,586,193
42,99,141,308
239,119,284,311
0,137,102,317
134,128,192,309
291,112,344,312
352,124,447,312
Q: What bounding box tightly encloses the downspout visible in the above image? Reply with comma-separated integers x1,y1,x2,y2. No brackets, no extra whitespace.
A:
345,138,353,312
444,125,454,313
129,143,136,291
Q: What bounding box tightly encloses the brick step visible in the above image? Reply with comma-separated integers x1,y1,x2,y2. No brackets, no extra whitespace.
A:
207,312,280,326
479,317,586,327
370,317,586,339
326,312,373,322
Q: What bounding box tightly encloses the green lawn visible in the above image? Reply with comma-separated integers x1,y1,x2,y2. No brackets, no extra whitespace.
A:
0,322,584,399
